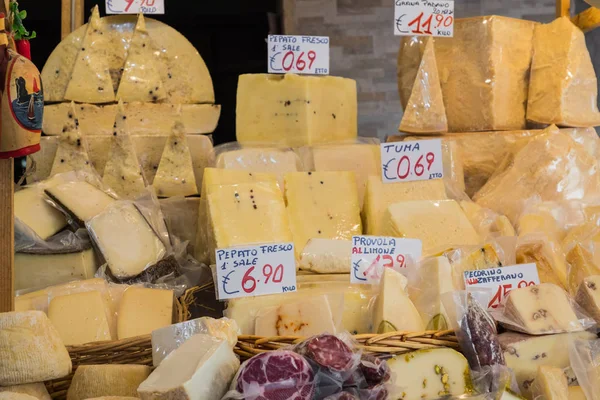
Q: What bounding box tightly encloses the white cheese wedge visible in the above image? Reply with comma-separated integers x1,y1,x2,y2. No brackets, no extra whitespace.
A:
373,267,424,333
297,238,352,273
152,120,198,197
0,311,72,385
15,247,97,291
576,275,600,323
531,366,568,400
116,15,167,103
505,283,583,334
0,384,51,400
255,295,337,337
45,181,115,225
498,331,596,397
408,256,453,330
387,348,471,400
102,102,147,199
87,201,166,279
50,103,95,176
64,7,115,103
66,365,151,400
138,334,239,400
117,287,173,340
48,290,113,345
14,185,66,240
151,317,239,367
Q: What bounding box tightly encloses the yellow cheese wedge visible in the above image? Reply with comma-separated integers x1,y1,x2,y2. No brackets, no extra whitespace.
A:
374,268,424,333
568,386,586,400
576,275,600,323
117,287,173,340
66,365,151,400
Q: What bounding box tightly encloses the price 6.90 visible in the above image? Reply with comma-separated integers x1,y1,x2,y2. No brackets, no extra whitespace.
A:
242,264,284,293
396,152,435,180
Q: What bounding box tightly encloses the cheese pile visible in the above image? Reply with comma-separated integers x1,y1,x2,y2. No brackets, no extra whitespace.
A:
41,7,220,136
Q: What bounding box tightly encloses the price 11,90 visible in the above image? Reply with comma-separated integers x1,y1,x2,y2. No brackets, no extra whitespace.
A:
394,0,454,37
408,12,453,35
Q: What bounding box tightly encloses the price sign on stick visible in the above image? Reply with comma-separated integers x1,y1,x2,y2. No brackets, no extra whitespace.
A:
464,264,540,309
351,236,422,284
380,139,444,183
106,0,164,14
215,243,297,300
394,0,454,37
268,35,330,75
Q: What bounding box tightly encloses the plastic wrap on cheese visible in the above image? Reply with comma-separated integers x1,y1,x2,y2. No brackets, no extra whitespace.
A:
459,200,515,240
444,243,505,291
528,17,600,127
569,338,600,400
397,36,447,134
516,233,568,289
213,143,302,190
298,239,352,274
563,223,600,295
474,126,600,225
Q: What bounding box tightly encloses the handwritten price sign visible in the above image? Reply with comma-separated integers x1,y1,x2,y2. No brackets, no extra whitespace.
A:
394,0,454,37
464,264,540,309
215,243,297,300
268,35,329,75
106,0,164,14
351,236,422,284
381,139,444,183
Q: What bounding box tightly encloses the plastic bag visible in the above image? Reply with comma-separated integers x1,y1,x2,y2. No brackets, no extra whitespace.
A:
459,200,515,240
151,317,239,367
569,338,600,400
443,242,506,291
159,196,199,254
516,233,568,290
491,283,596,335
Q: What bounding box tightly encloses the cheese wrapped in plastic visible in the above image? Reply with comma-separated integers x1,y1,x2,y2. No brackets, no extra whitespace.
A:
445,243,505,291
568,339,600,400
516,234,568,289
527,17,600,127
563,224,600,295
297,239,352,274
459,201,515,240
434,16,536,132
397,36,447,133
474,127,600,225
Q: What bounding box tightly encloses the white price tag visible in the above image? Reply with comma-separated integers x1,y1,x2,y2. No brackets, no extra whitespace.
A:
394,0,454,37
381,140,444,183
268,35,329,75
215,243,297,300
464,263,540,309
106,0,164,14
351,236,422,284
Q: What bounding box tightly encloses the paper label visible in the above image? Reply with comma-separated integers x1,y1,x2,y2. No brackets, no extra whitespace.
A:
464,263,541,309
268,35,329,75
381,139,444,183
106,0,165,14
351,236,422,284
215,243,297,300
394,0,454,37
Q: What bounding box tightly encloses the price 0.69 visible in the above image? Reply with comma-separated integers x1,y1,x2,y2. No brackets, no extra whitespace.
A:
395,152,436,180
279,50,317,72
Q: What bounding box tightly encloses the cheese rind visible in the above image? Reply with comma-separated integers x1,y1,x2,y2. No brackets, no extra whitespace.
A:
297,239,352,274
0,384,51,400
284,171,361,258
66,365,151,400
117,287,173,340
45,181,115,225
236,73,357,146
0,311,72,385
374,268,424,333
138,334,240,400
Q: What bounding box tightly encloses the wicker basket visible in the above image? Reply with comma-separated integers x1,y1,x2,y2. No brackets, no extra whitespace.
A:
45,286,203,399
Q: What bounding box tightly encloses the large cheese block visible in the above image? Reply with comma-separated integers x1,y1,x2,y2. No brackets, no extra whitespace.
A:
215,146,301,191
117,287,173,339
15,247,97,291
302,143,381,208
297,238,352,274
14,185,66,240
64,7,116,103
474,128,600,224
254,295,337,337
387,348,471,400
48,290,113,345
87,201,167,279
576,275,600,323
284,171,361,257
531,366,568,400
138,334,239,400
102,102,146,199
66,365,151,400
45,181,115,226
408,256,453,329
363,176,447,235
382,200,480,256
374,268,424,333
207,180,291,262
434,16,536,132
0,311,72,385
527,17,600,127
0,384,51,400
504,283,583,334
43,103,220,136
397,37,447,133
498,331,596,397
236,73,357,146
152,121,198,197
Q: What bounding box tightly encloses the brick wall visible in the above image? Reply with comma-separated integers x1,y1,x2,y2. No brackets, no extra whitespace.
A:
287,0,557,140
